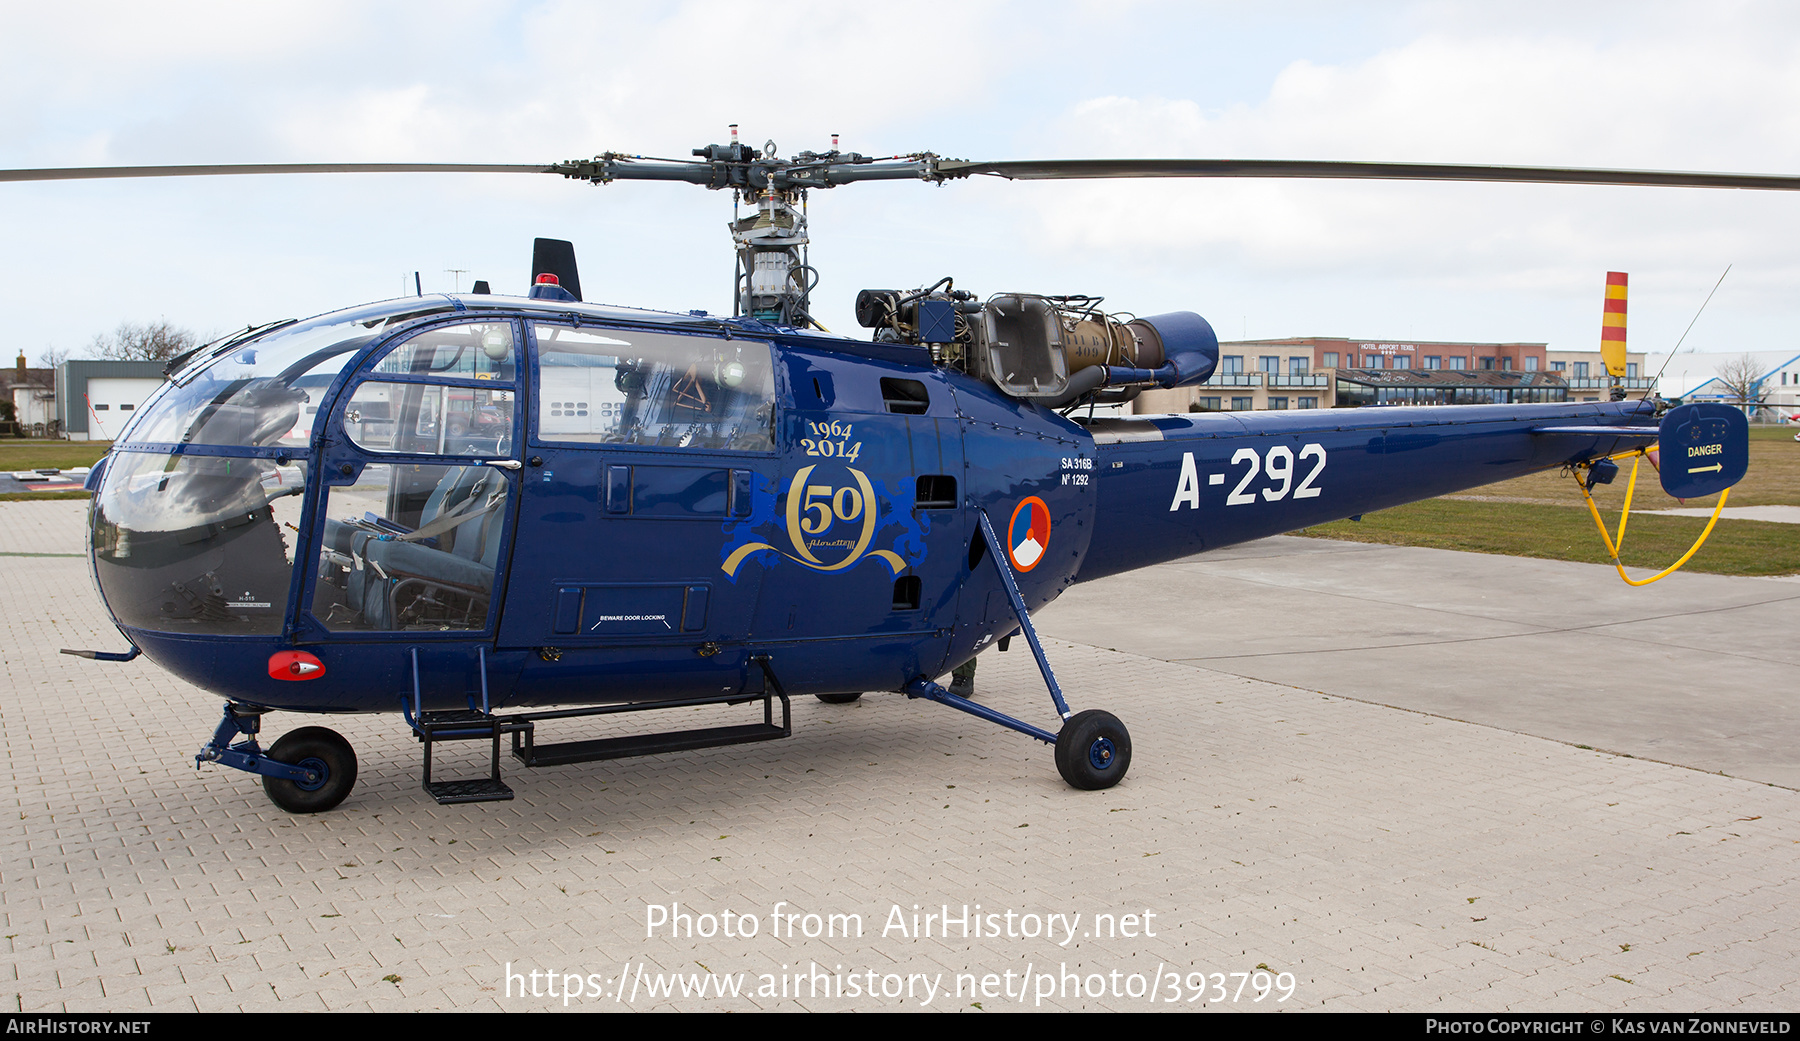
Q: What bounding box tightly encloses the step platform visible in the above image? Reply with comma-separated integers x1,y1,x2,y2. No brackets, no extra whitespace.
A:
425,777,514,804
410,672,792,805
513,720,787,767
416,709,517,805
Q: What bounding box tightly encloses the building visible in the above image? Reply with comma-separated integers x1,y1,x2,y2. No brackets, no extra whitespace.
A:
1685,351,1800,421
1764,353,1800,419
55,360,168,441
3,353,57,436
1134,336,1649,413
1547,349,1656,402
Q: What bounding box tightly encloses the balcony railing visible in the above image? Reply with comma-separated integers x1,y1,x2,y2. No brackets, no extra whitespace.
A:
1209,372,1263,386
1565,377,1656,389
1268,374,1328,387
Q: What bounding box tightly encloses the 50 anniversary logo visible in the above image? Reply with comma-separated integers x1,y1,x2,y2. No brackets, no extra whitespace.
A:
720,464,916,579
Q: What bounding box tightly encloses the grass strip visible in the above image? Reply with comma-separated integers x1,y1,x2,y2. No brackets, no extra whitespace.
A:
0,442,110,471
1295,498,1800,577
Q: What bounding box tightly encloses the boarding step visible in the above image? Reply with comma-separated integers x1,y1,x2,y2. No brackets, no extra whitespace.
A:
416,709,527,739
408,654,795,795
509,668,793,769
424,776,514,804
513,721,787,768
417,709,514,805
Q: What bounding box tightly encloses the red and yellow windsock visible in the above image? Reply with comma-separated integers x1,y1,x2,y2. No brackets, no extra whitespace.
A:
1600,271,1628,377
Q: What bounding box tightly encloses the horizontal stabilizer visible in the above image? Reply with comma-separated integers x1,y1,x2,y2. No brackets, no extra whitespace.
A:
1530,425,1660,438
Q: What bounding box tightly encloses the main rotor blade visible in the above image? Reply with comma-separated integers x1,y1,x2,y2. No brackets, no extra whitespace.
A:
937,158,1800,192
0,162,557,183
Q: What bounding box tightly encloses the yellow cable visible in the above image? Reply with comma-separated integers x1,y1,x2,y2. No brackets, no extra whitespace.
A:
1578,452,1730,586
1615,451,1640,549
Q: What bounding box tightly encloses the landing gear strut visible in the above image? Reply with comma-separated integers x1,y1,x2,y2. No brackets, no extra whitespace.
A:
196,703,360,814
907,510,1133,791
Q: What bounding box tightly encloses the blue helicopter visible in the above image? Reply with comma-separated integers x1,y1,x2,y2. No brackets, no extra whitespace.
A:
20,133,1764,813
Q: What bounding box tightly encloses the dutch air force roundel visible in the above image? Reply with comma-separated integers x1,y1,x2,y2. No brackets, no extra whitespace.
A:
1007,496,1051,572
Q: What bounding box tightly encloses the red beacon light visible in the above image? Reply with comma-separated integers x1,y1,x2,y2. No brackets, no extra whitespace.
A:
528,271,576,301
268,650,326,681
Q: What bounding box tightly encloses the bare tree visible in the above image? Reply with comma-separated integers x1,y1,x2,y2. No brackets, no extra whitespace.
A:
36,344,71,369
88,320,197,362
1714,353,1769,411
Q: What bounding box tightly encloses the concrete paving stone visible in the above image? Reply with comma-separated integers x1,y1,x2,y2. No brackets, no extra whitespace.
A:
3,505,1798,1010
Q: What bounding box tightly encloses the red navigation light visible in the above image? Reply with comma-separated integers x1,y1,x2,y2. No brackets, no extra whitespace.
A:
268,650,326,681
535,273,559,285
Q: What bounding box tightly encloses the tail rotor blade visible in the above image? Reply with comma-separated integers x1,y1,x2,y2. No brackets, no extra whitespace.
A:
1601,272,1629,378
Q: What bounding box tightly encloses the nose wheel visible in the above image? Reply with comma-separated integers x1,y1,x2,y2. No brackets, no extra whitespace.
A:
1054,710,1131,790
261,727,358,814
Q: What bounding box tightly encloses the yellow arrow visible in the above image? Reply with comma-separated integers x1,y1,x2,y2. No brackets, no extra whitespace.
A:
1687,463,1723,474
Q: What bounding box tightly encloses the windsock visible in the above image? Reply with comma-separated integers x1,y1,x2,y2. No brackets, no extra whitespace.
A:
1601,271,1628,378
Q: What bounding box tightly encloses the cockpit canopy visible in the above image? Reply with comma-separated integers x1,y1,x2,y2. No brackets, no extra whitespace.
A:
91,296,781,639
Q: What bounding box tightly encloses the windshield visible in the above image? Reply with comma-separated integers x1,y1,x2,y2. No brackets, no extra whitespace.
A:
121,301,457,449
91,450,309,635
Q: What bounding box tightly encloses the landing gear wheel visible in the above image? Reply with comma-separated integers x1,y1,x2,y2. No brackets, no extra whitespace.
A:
815,692,862,704
1054,710,1131,791
261,727,358,814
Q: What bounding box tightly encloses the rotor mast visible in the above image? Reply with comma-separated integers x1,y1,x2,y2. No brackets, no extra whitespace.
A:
725,127,814,326
550,128,940,325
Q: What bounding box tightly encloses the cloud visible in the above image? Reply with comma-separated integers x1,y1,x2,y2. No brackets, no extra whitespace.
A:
4,1,1797,352
964,17,1800,348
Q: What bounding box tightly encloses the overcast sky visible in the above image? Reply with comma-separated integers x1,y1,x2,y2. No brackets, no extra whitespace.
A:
5,0,1799,365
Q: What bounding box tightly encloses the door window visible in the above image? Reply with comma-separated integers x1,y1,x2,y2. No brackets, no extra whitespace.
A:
312,462,512,632
341,382,515,458
533,324,775,451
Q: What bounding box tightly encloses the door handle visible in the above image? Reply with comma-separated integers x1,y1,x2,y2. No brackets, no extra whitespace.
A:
485,459,523,470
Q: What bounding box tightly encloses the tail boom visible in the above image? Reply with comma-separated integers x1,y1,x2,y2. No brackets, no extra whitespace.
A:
1076,400,1656,582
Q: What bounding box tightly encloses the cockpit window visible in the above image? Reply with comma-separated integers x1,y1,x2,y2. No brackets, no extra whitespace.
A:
122,320,376,449
90,450,309,635
122,303,474,450
533,324,775,451
341,323,519,458
370,322,516,379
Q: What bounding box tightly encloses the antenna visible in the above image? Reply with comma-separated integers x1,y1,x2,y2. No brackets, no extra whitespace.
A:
1651,265,1732,395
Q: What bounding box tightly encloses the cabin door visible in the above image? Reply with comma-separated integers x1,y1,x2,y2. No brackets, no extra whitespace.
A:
301,319,525,712
494,321,782,705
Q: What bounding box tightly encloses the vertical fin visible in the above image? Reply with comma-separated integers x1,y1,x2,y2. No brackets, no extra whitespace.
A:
530,238,583,302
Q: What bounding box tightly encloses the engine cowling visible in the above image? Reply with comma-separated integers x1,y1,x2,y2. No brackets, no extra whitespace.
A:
856,285,1218,407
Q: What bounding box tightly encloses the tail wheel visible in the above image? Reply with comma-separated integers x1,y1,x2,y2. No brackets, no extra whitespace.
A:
1054,710,1131,791
262,726,358,814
